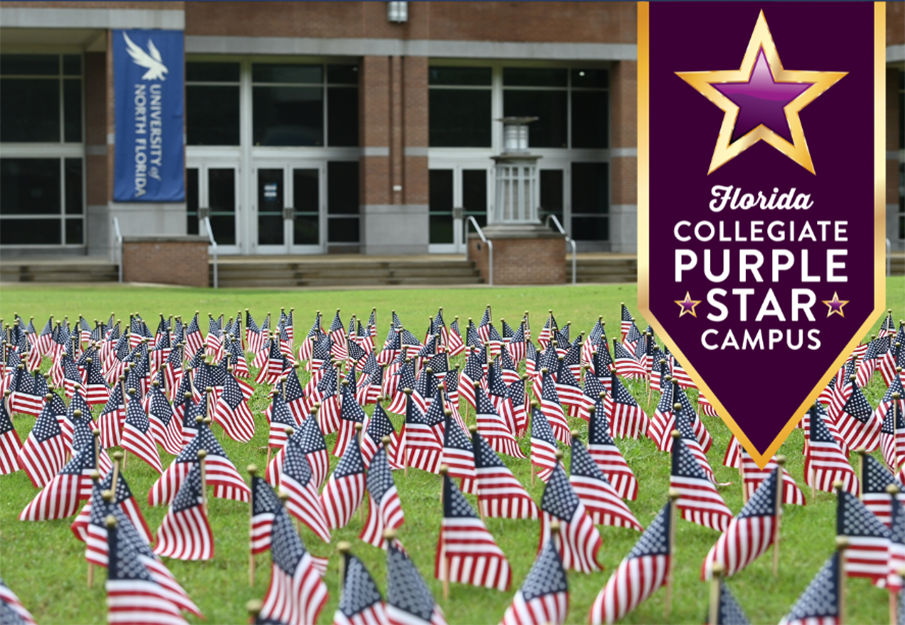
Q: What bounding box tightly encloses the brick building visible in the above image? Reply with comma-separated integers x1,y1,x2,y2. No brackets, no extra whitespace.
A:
0,2,902,259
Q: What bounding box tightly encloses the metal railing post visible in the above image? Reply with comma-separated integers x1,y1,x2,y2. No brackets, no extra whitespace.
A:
546,214,576,285
204,216,218,289
112,216,123,283
465,216,493,286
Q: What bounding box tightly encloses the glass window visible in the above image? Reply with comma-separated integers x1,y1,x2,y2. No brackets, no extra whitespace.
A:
0,54,58,76
462,169,487,229
209,168,236,246
253,86,323,146
0,158,60,215
64,158,83,215
429,66,491,86
63,79,82,143
503,68,567,88
571,90,607,148
63,55,81,76
503,90,567,148
571,162,608,242
186,62,240,83
429,169,453,244
540,169,564,225
571,68,608,89
429,89,491,147
253,64,322,84
186,168,199,235
65,218,83,245
0,79,60,142
327,87,358,147
0,218,61,245
328,161,359,244
327,64,359,85
293,168,319,246
187,86,240,146
257,168,284,246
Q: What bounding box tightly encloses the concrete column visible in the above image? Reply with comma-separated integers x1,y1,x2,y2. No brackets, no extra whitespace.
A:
359,54,428,255
608,59,637,254
887,68,903,251
84,48,109,258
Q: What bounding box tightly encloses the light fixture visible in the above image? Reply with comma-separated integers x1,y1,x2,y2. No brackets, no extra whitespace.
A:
387,1,408,23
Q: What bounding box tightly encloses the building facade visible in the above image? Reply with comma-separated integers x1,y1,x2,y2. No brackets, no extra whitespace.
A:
0,1,902,259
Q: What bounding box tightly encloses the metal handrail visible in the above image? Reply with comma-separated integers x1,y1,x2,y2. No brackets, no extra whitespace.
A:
887,238,891,277
112,216,123,283
546,214,577,285
465,216,493,286
203,216,218,289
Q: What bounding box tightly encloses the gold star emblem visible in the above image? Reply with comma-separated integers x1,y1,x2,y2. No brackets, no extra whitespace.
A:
822,292,849,318
675,292,701,318
676,11,846,174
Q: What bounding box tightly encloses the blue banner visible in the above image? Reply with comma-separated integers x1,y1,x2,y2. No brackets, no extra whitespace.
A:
113,29,184,202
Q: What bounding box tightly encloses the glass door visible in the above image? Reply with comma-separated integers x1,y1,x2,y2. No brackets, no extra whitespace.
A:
289,166,323,253
186,160,241,255
428,166,489,254
256,167,286,252
253,163,326,254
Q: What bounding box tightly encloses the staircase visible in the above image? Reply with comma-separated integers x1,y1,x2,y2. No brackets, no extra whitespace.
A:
212,255,484,288
892,252,905,276
0,259,119,283
573,254,638,283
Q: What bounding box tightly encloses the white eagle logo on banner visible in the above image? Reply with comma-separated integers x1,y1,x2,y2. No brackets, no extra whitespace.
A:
123,32,168,81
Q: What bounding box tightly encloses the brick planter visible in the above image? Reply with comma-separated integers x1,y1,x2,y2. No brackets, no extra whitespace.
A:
122,236,209,287
468,229,566,285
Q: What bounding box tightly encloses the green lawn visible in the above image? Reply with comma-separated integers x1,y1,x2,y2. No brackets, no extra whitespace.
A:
0,279,902,625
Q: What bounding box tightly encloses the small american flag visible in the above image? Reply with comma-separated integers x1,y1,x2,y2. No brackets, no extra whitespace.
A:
329,310,349,360
74,468,152,549
861,453,905,526
587,404,637,500
501,534,568,625
487,363,518,435
670,435,732,532
539,371,571,446
0,576,37,625
620,303,633,343
436,471,511,591
441,413,477,495
605,372,649,440
17,400,67,488
122,391,163,474
589,500,671,625
888,495,905,592
530,405,559,483
321,433,366,530
360,445,404,548
335,551,387,625
805,406,858,495
386,536,446,625
147,381,183,456
259,507,329,625
738,450,806,506
106,516,190,625
457,349,486,409
539,462,603,573
473,429,536,520
213,371,255,443
778,552,841,625
446,318,465,357
99,381,126,449
266,391,297,451
475,386,525,459
702,467,779,580
333,381,366,457
570,437,641,531
880,381,905,472
394,392,443,473
836,487,891,583
153,461,213,561
251,475,283,555
280,437,331,543
0,399,22,475
361,403,398,469
648,378,677,451
835,377,881,452
19,443,96,521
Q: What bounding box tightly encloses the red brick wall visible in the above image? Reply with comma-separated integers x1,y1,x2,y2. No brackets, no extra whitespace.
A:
84,51,107,207
183,1,637,43
122,241,209,287
403,56,428,206
468,237,566,285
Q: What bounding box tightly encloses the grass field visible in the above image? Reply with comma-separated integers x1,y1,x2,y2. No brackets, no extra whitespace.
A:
0,279,903,625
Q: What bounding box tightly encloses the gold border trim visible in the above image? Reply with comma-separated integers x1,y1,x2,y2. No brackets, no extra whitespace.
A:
637,2,887,469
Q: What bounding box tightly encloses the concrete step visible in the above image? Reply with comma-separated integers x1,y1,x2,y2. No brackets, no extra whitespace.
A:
0,262,119,283
574,257,637,283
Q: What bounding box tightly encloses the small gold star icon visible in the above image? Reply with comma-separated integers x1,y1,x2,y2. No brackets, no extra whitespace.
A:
822,292,849,318
675,293,701,318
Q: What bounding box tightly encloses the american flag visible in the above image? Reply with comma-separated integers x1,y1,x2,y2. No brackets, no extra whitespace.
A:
333,380,366,457
836,487,891,583
554,360,584,419
361,403,398,469
17,400,67,488
446,318,465,357
477,307,492,344
530,405,559,483
738,450,806,506
121,390,163,474
458,349,485,409
880,383,905,472
436,471,511,591
251,474,284,555
386,536,446,625
73,468,153,548
709,577,751,625
245,310,263,355
620,303,633,343
279,365,307,423
321,433,366,530
507,323,526,363
98,381,126,449
675,384,712,452
589,500,672,625
335,551,387,625
778,552,841,625
670,434,732,532
539,463,602,573
0,576,37,625
605,372,649,440
106,516,190,625
147,381,183,456
259,507,329,625
329,310,349,360
507,373,529,437
212,371,255,443
153,461,213,561
805,406,858,495
861,452,905,526
475,386,525,459
442,413,477,495
394,392,443,473
280,437,331,543
473,429,537,519
84,356,110,406
623,323,643,359
0,398,21,475
501,534,568,625
487,363,518,435
648,377,677,451
675,411,718,484
148,424,249,506
539,371,571,446
387,361,419,415
888,495,905,592
701,467,779,580
297,416,329,488
266,391,298,450
587,404,637,500
19,443,96,521
296,312,319,363
570,437,641,531
360,445,404,548
835,377,881,452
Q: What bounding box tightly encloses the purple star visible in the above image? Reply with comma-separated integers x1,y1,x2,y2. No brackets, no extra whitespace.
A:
714,48,812,143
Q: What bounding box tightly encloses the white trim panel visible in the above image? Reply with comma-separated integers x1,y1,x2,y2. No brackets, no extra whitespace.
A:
0,8,185,30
